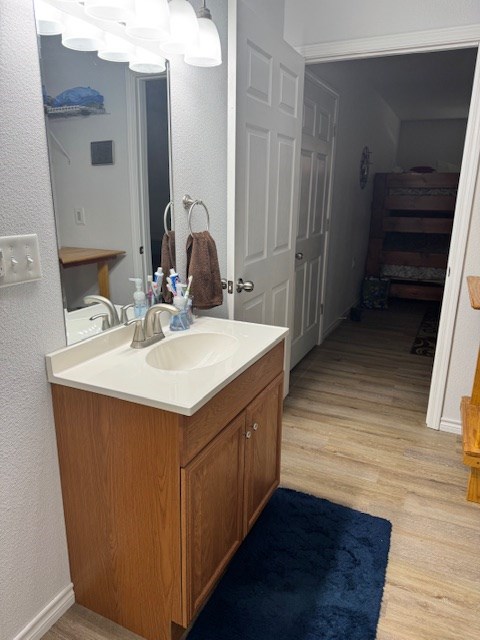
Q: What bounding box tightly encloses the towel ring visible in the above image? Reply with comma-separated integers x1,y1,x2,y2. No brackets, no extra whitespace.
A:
188,200,210,234
163,201,173,237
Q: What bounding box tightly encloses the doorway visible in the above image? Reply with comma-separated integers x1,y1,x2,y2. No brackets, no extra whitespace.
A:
298,46,478,429
126,72,172,285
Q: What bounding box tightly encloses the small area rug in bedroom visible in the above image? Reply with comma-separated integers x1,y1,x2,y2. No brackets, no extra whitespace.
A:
411,303,441,357
187,487,392,640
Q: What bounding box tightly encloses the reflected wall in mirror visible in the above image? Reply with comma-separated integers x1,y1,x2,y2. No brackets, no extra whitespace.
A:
38,34,173,343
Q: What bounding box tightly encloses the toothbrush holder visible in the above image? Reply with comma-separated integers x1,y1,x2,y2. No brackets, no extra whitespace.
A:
170,298,190,331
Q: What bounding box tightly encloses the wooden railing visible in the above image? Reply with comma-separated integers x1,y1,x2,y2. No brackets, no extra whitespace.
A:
461,276,480,503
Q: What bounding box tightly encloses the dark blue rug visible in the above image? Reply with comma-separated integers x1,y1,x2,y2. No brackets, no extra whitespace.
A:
187,488,391,640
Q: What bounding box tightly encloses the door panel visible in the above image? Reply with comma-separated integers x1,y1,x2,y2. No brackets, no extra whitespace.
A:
291,75,338,369
233,0,305,394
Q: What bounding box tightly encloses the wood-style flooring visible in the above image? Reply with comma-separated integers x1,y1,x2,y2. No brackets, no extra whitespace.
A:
43,300,480,640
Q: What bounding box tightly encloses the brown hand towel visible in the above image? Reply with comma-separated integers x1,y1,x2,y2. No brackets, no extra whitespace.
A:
186,231,223,310
161,230,176,303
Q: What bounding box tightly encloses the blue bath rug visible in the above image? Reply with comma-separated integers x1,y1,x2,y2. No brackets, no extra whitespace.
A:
187,488,391,640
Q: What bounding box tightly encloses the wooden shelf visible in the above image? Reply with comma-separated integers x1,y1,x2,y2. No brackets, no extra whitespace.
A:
467,276,480,310
58,246,125,298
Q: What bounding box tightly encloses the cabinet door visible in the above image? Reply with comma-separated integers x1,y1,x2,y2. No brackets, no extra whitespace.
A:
181,412,246,624
244,373,283,534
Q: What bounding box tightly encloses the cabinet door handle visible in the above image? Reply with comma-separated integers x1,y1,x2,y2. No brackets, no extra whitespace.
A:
252,422,259,431
245,431,252,439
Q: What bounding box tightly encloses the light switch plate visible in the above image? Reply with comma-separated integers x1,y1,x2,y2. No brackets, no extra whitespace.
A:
0,234,42,288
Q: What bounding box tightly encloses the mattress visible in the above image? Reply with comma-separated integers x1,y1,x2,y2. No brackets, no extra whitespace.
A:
381,264,446,283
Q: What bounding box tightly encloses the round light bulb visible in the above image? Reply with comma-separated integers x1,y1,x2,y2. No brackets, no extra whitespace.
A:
185,16,221,67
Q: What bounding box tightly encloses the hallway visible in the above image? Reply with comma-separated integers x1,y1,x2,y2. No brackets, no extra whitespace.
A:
282,301,480,639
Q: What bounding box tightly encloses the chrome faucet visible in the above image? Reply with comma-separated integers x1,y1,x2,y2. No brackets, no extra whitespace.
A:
125,303,178,349
83,294,121,329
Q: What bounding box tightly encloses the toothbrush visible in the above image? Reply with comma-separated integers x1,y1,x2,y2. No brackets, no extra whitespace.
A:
184,275,193,301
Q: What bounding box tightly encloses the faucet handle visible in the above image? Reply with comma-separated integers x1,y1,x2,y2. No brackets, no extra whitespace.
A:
125,318,146,348
120,303,134,324
89,312,110,331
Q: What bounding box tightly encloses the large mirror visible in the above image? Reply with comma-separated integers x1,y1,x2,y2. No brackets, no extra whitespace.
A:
38,34,174,343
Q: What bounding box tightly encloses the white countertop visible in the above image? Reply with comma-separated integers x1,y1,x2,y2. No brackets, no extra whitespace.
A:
46,317,288,416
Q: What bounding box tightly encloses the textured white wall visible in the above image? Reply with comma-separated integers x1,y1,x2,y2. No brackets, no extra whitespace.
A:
308,64,400,333
169,0,228,318
396,119,467,172
0,1,71,639
284,0,480,47
243,0,285,36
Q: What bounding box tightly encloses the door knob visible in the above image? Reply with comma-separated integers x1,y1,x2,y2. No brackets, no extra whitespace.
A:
236,278,255,293
295,252,303,260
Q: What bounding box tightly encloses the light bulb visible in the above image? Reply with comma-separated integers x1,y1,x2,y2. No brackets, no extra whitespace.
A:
98,34,134,62
84,0,134,22
160,0,198,55
34,0,63,36
185,14,221,67
62,15,104,52
126,0,170,43
129,47,166,73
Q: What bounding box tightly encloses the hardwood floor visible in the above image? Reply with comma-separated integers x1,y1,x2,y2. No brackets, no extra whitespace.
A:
43,300,480,640
283,300,480,640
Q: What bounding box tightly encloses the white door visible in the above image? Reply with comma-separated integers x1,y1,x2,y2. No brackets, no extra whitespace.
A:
229,0,305,393
290,73,337,369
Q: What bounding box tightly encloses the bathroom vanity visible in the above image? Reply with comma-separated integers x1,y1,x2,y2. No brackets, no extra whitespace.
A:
46,318,287,640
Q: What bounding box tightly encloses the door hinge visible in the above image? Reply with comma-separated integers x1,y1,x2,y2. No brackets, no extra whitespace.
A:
320,303,324,315
325,218,330,232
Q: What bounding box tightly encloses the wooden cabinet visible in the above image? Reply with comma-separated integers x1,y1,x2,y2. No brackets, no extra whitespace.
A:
181,413,246,622
244,376,283,534
181,374,283,623
51,341,284,640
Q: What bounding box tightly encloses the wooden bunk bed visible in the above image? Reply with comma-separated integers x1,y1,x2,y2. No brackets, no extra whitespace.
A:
365,172,459,302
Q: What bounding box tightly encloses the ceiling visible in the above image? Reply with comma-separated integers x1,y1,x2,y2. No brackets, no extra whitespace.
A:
313,48,477,121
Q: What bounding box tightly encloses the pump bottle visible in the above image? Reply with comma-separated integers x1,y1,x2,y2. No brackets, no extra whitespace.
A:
129,277,147,318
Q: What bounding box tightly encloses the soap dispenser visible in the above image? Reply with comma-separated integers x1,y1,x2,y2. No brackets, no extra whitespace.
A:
129,277,147,318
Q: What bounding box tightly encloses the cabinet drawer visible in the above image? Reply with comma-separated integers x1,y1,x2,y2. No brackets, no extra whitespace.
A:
179,341,284,466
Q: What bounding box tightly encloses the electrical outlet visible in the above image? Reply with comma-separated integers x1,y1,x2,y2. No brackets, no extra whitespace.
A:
74,207,86,225
0,234,42,288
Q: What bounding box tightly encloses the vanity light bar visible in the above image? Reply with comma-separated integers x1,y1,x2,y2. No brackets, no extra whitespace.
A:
35,0,222,69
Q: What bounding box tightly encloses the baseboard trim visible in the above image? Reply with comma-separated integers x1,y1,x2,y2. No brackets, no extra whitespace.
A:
321,302,356,343
439,418,462,435
12,584,74,640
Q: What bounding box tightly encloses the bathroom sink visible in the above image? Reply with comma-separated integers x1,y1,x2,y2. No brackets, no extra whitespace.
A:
146,332,239,371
